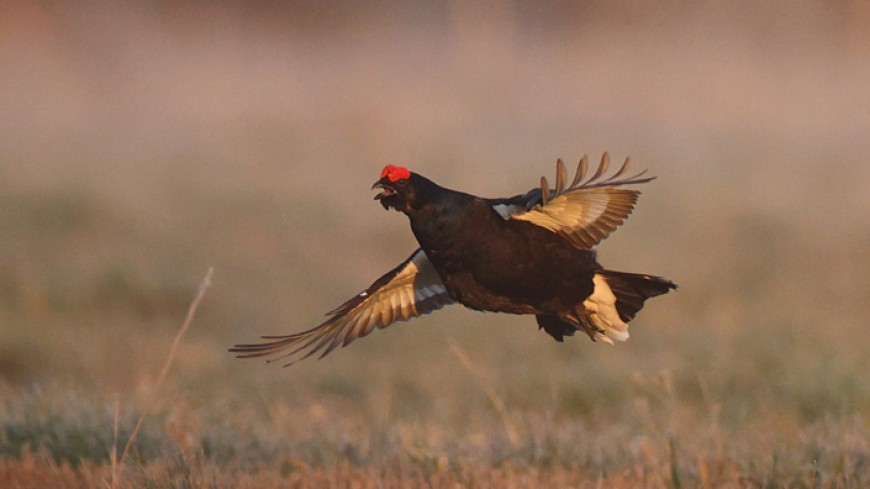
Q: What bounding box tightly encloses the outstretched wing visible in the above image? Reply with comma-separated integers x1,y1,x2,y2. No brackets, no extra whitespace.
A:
229,249,453,365
489,153,654,249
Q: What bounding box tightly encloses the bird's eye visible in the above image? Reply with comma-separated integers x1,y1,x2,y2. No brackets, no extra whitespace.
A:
397,178,408,186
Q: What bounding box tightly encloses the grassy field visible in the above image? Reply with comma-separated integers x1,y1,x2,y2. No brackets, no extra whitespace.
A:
1,1,869,487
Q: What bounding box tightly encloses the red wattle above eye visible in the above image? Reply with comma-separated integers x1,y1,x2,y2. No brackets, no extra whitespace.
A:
380,165,411,182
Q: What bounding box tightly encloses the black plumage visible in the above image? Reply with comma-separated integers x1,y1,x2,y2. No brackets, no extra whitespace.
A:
230,154,676,365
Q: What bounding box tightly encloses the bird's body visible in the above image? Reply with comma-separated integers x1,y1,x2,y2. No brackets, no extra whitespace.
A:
406,184,596,315
231,154,676,365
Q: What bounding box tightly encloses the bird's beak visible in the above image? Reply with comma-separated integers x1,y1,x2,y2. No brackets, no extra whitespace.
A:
372,178,397,200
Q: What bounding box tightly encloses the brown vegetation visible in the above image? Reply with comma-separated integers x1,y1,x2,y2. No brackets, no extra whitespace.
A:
0,1,868,487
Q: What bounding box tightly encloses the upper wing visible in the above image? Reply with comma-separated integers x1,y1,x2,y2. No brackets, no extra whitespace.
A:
489,153,655,249
229,249,453,365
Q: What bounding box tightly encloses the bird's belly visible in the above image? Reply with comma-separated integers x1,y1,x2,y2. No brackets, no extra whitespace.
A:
433,246,596,315
440,271,540,314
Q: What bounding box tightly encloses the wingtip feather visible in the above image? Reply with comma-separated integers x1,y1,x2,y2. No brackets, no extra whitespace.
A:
555,158,567,194
572,155,588,188
540,176,550,206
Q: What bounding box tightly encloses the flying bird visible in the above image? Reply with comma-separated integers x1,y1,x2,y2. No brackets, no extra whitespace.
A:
230,153,675,365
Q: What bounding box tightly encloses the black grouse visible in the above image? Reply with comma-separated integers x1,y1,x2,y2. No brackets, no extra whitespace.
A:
231,154,676,365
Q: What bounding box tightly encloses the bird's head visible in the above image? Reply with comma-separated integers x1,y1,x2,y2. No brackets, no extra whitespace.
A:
372,164,425,213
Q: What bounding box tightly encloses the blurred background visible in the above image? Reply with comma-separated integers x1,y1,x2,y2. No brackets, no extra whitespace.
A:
0,0,868,483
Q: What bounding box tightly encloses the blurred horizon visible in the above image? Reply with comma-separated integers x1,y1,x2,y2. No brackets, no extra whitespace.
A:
0,1,870,414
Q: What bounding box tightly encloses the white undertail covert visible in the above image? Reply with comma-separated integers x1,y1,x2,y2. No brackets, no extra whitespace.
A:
583,274,629,344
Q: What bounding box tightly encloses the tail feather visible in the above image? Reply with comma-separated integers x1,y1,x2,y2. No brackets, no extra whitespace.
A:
551,270,675,344
599,270,676,322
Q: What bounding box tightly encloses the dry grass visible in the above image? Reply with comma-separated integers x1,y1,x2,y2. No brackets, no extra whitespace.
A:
1,378,867,488
1,1,869,487
110,268,212,488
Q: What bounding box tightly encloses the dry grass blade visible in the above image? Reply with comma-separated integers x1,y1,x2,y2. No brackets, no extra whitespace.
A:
107,396,120,489
447,338,520,449
112,267,214,489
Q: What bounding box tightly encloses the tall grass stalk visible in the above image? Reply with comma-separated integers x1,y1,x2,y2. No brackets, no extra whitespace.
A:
109,267,213,489
107,396,120,489
447,337,520,449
